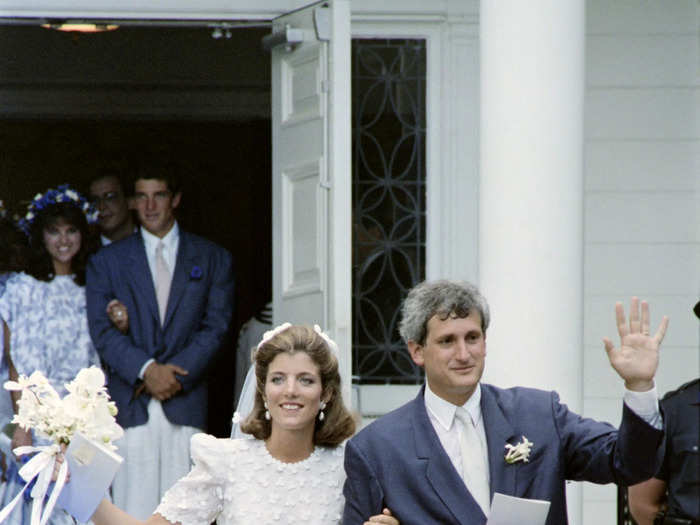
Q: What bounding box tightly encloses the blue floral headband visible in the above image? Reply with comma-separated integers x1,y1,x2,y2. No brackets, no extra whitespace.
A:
17,184,98,236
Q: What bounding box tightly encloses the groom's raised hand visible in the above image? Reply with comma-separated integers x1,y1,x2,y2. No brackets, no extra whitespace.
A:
602,297,669,392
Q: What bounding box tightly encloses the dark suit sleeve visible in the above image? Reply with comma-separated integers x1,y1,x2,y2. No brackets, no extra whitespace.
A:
86,250,153,385
653,397,672,481
554,392,664,485
167,248,235,391
343,439,385,525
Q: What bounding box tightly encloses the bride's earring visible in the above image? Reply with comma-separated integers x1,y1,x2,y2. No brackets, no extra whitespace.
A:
318,401,327,422
264,401,271,421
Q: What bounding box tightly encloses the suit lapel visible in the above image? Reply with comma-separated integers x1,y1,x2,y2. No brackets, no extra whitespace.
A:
480,385,517,499
127,235,160,324
412,387,486,525
162,231,193,328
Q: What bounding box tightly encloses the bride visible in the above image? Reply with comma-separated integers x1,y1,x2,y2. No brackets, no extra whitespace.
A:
87,324,399,525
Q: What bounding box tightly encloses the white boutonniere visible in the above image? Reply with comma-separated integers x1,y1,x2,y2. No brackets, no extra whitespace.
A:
232,411,242,424
504,435,533,464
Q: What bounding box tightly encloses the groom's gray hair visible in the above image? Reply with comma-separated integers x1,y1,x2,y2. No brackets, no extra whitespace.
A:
399,279,490,345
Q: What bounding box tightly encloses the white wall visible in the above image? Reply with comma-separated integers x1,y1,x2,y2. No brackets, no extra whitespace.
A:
582,1,699,523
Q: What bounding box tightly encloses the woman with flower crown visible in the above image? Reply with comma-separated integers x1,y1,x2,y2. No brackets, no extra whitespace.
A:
86,323,399,525
0,185,100,525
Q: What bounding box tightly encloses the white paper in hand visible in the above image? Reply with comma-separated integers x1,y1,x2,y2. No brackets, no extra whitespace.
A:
486,492,550,525
56,432,123,522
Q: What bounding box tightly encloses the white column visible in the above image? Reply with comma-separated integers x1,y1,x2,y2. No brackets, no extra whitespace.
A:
479,1,585,522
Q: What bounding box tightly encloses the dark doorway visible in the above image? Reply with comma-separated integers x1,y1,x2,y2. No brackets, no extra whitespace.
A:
0,23,272,437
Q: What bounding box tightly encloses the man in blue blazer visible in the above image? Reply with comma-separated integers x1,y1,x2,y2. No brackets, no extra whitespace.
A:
343,280,668,525
86,168,234,518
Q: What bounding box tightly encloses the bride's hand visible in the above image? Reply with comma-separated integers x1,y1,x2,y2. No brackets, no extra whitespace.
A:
52,443,70,483
365,508,400,525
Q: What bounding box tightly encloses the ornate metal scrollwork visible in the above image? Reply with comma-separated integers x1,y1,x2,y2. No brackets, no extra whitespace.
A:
352,39,426,384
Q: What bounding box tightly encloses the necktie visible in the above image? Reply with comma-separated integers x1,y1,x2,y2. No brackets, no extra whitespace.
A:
155,241,171,325
455,407,491,515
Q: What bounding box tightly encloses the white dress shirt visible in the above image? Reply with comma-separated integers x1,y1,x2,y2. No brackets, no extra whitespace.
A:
425,382,490,485
424,381,662,491
141,222,180,285
138,222,180,379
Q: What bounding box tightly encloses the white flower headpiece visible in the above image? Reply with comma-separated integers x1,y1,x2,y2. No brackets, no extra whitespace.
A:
254,322,339,357
313,324,339,357
256,322,292,351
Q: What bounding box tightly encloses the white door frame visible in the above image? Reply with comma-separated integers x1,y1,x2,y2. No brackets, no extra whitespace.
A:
351,11,480,418
0,1,290,19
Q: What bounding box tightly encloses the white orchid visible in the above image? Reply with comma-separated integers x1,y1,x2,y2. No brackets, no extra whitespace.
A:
504,435,533,464
5,370,50,392
4,367,122,450
66,366,107,395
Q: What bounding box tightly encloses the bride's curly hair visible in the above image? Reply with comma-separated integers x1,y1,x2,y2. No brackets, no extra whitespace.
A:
240,325,355,446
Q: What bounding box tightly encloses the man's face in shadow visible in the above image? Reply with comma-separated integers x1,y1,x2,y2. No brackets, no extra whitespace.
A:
89,176,131,238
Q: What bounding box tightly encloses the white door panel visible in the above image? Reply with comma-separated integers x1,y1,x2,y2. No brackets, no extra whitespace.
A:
271,2,327,328
281,159,325,300
270,0,352,400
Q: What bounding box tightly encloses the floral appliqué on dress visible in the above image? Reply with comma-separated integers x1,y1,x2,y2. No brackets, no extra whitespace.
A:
155,434,346,525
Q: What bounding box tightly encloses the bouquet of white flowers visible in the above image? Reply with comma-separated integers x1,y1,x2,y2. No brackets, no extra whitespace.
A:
0,367,123,524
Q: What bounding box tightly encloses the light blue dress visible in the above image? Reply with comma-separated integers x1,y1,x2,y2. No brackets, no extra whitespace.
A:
0,273,15,488
0,272,99,525
0,273,15,426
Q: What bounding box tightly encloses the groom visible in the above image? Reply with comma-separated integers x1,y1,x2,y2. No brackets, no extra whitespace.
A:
343,280,668,525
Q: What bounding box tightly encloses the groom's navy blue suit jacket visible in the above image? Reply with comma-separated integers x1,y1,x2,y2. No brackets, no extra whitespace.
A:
343,384,663,525
85,231,234,430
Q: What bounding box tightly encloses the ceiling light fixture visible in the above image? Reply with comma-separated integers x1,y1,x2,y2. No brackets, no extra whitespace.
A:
41,23,119,33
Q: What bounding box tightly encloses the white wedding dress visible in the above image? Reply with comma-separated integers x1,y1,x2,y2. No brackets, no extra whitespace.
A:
155,434,346,525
